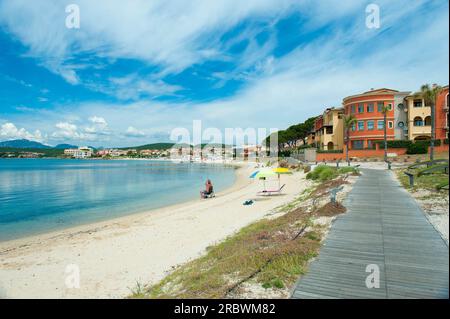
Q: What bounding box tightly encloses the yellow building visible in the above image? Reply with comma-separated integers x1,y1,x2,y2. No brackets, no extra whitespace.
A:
315,107,345,150
404,94,432,141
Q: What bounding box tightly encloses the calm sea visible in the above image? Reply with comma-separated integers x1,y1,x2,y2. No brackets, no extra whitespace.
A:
0,159,236,241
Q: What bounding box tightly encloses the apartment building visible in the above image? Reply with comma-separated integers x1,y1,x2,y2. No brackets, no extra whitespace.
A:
64,147,93,158
404,94,432,141
313,107,344,150
436,85,449,140
307,129,316,146
302,85,448,155
343,88,410,150
404,85,449,141
312,115,323,148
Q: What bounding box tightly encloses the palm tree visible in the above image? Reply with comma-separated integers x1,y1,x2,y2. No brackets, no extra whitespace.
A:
415,84,443,161
343,115,356,165
381,105,390,162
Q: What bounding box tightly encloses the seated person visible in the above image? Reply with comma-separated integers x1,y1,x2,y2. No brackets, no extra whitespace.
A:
200,179,214,198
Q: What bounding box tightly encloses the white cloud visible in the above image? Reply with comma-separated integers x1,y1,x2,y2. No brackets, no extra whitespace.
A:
107,75,183,100
52,122,84,140
0,122,44,142
88,116,107,126
124,126,146,138
0,0,300,83
51,116,111,142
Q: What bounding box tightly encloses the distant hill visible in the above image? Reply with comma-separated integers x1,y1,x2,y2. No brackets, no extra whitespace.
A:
54,144,78,149
0,139,51,149
0,147,64,157
121,143,176,151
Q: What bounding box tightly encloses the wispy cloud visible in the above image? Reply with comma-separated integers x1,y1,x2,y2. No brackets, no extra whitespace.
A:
0,0,448,147
0,0,297,83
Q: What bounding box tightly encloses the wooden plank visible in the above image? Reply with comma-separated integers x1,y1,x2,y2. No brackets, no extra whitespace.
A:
292,169,449,299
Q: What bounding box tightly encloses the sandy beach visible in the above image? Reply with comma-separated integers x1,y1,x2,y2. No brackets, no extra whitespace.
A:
0,163,310,298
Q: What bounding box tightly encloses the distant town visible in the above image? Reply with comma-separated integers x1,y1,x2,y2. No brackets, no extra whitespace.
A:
0,141,261,161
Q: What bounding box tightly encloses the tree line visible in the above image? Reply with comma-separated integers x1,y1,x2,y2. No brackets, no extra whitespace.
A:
264,116,317,151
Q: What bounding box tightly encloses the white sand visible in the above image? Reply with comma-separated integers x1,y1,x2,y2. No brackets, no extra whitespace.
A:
0,164,310,299
408,189,449,245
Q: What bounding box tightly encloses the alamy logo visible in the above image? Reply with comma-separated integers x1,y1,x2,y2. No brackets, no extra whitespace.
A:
65,264,80,289
65,4,80,29
365,264,380,289
365,4,380,29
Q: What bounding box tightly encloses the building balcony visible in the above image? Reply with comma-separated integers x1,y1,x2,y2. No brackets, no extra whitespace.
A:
410,126,431,134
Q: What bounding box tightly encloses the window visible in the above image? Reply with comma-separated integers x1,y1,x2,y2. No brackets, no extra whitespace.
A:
367,140,376,149
367,103,374,113
377,120,384,130
351,105,356,114
358,104,364,113
424,116,431,126
358,121,364,131
387,103,393,111
414,117,424,126
351,122,356,131
326,126,333,134
413,99,423,107
388,121,394,129
367,120,374,130
352,140,364,150
377,102,384,112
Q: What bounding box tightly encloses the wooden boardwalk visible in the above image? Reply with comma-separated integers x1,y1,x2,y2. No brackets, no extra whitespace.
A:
292,169,449,299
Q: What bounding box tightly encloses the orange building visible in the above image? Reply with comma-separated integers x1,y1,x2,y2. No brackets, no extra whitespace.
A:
308,115,323,147
343,88,410,150
435,85,449,140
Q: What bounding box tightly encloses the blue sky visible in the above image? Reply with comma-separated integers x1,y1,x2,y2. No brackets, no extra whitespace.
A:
0,0,448,147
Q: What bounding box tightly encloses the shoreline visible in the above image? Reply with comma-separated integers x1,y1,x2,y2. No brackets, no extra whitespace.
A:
0,159,242,243
0,162,307,298
0,161,246,248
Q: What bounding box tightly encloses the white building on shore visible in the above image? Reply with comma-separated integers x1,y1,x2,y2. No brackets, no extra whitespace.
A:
64,147,93,158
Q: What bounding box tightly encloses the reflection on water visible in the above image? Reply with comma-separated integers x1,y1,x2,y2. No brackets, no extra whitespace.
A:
0,159,235,241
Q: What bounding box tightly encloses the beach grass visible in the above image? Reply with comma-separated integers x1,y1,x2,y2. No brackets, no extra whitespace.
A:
131,175,350,299
306,165,359,182
396,168,449,192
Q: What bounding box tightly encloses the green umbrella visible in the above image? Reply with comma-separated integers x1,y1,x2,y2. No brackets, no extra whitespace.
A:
252,170,277,191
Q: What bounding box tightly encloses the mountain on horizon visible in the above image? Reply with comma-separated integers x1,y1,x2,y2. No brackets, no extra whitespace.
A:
54,143,78,149
0,139,51,149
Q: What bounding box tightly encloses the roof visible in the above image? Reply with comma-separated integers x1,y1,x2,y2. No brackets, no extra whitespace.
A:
343,88,400,102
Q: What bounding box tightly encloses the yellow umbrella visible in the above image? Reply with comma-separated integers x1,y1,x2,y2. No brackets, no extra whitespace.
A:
273,167,292,174
273,167,292,188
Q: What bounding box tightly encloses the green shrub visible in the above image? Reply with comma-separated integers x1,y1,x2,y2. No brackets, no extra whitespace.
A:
319,168,338,181
272,279,285,289
436,180,449,190
415,139,441,147
306,165,337,181
338,167,359,175
376,140,412,148
306,165,359,181
444,138,449,145
406,143,428,154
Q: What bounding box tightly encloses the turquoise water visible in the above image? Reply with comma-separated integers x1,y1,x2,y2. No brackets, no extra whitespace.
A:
0,159,236,241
